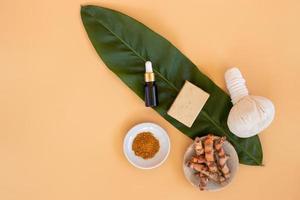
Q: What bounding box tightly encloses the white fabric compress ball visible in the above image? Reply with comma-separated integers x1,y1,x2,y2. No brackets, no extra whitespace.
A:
225,68,275,138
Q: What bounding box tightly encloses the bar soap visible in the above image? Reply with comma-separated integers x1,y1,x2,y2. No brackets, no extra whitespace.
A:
167,81,210,127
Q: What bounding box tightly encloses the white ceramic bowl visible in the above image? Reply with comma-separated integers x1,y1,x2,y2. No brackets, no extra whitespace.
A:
183,136,239,191
123,122,170,169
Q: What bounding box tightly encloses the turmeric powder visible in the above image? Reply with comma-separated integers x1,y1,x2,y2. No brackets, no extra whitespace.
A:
132,132,160,159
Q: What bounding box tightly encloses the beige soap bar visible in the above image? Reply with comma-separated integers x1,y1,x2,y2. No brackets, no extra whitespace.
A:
167,81,210,127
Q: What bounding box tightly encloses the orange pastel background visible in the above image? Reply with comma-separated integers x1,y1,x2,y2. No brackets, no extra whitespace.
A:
1,0,299,199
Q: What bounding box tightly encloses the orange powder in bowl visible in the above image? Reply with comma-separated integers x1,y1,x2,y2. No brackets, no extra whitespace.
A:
132,132,160,159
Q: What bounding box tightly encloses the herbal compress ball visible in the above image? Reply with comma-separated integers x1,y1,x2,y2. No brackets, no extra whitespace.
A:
225,68,275,138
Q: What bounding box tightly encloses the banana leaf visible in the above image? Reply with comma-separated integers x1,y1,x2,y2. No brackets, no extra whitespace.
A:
81,5,263,165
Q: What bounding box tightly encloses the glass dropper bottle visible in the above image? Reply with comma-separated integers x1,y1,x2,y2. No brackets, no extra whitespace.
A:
144,61,158,107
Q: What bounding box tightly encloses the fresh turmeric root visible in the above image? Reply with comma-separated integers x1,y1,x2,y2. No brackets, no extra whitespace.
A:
204,134,218,173
187,134,231,190
214,137,230,179
194,137,204,156
187,162,207,172
187,162,221,183
191,155,206,164
198,173,208,190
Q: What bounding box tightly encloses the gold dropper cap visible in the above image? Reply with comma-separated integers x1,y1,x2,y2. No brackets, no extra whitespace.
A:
145,61,155,82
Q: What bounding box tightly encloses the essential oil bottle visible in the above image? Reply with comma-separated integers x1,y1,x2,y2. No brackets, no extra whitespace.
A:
144,61,158,107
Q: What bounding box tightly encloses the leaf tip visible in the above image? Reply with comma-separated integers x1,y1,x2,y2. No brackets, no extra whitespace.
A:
80,5,93,19
80,5,94,12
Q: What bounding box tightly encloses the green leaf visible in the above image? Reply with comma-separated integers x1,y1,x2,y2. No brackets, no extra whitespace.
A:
81,5,263,165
